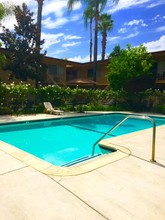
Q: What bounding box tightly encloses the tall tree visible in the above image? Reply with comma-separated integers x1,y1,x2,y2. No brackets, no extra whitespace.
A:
36,0,44,51
0,3,46,86
98,13,113,60
67,0,119,82
83,6,95,62
35,0,45,88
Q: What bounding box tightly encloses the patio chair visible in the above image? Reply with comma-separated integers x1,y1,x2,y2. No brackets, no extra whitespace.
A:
43,102,64,115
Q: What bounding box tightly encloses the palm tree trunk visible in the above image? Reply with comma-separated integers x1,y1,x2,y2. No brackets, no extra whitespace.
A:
90,18,92,62
36,0,43,88
36,0,43,50
93,8,99,83
102,32,106,60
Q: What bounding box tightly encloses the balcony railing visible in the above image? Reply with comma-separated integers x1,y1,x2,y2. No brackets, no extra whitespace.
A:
156,72,165,80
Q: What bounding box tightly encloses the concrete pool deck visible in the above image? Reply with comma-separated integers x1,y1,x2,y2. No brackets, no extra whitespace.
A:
0,113,165,220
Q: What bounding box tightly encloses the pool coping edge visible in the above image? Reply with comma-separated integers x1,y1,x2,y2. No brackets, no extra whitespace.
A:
0,140,131,176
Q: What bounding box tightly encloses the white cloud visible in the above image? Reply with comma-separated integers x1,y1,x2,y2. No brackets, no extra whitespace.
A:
156,26,165,32
117,19,147,40
64,35,82,40
37,2,81,30
152,15,161,21
124,19,147,27
69,54,102,63
109,0,151,13
69,55,89,63
152,14,165,23
62,41,81,48
0,15,16,31
117,19,148,40
42,0,81,17
70,14,81,22
42,16,68,29
143,35,165,52
107,36,120,45
147,0,165,8
49,48,68,57
43,0,67,17
118,28,127,34
41,32,82,51
108,0,165,13
41,32,64,49
123,31,139,39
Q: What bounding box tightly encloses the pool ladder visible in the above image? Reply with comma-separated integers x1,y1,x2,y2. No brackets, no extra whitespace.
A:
92,115,156,162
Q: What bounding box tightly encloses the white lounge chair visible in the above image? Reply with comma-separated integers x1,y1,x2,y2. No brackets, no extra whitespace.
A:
43,102,64,115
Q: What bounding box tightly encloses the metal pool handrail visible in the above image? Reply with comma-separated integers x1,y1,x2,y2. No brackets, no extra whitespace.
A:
92,115,156,162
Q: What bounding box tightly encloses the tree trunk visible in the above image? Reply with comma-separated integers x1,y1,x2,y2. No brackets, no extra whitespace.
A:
36,0,43,49
90,18,92,62
93,8,99,83
36,0,43,88
102,32,107,60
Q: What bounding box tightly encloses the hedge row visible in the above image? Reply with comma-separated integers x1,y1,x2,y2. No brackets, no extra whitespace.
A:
0,82,165,115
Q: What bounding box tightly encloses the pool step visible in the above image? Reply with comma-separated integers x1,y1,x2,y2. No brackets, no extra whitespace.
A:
62,154,101,167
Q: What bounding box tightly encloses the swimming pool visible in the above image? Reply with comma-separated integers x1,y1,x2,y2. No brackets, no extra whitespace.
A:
0,113,165,167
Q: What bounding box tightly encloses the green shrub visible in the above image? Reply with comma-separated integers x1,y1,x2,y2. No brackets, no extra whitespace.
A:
0,82,164,115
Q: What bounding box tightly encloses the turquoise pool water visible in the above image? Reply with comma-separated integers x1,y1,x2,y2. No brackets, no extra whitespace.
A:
0,113,165,166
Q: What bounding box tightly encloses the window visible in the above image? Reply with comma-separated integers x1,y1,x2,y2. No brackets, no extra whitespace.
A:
67,70,78,80
72,70,78,79
87,69,93,78
48,65,64,76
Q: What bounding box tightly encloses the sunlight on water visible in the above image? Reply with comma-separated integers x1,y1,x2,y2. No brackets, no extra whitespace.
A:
0,113,164,166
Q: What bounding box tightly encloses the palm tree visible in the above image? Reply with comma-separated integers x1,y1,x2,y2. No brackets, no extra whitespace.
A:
35,0,44,88
67,0,119,82
36,0,44,50
83,6,95,62
98,13,113,60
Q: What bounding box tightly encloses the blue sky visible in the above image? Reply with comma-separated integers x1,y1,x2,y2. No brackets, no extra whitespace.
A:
0,0,165,62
